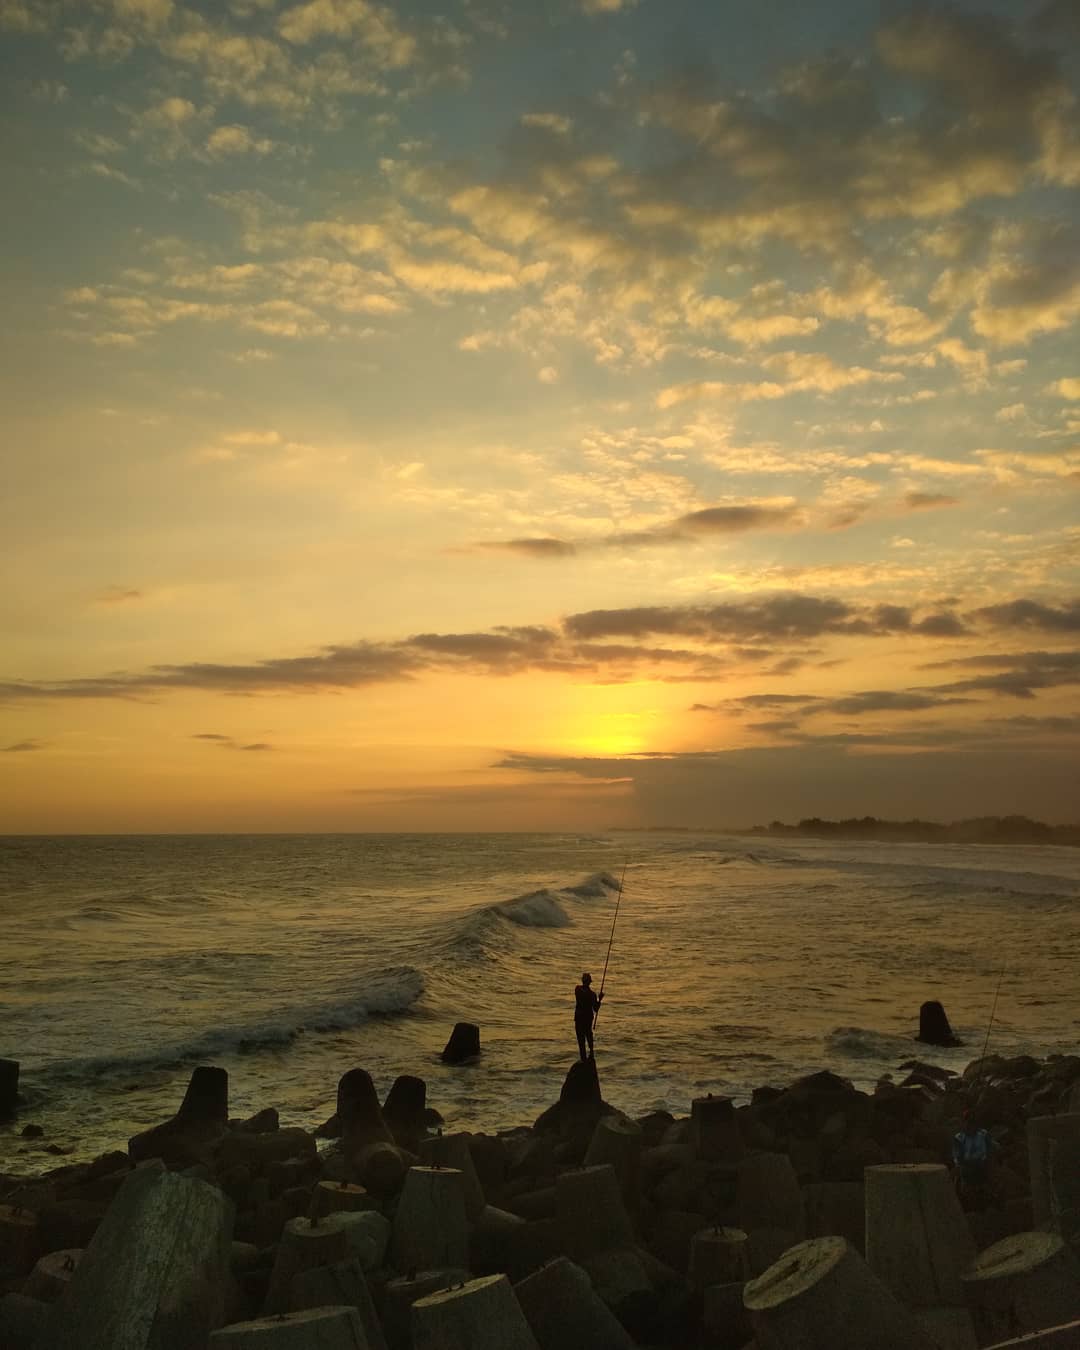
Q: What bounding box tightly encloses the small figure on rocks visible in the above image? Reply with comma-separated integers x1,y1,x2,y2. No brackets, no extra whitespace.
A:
951,1107,992,1208
575,972,603,1061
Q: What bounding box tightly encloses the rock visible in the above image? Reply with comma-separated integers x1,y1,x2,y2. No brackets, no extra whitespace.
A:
383,1076,428,1153
514,1256,637,1350
129,1067,231,1169
918,1001,962,1048
743,1235,936,1350
235,1108,278,1134
960,1231,1080,1346
36,1198,109,1252
264,1214,352,1314
338,1069,393,1155
355,1141,409,1199
441,1022,481,1064
0,1204,41,1278
391,1167,469,1274
290,1259,387,1350
23,1248,82,1302
0,1060,18,1119
383,1270,470,1350
0,1292,47,1350
210,1305,368,1349
214,1128,317,1177
21,1124,43,1140
39,1165,234,1350
419,1133,487,1220
411,1274,539,1350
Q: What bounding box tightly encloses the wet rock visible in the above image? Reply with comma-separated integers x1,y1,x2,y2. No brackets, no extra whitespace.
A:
0,1061,18,1119
918,1000,963,1047
235,1108,278,1134
441,1022,481,1064
382,1075,427,1152
20,1125,43,1140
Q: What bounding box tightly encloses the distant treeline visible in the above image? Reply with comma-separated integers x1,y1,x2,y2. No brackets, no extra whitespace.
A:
746,815,1080,846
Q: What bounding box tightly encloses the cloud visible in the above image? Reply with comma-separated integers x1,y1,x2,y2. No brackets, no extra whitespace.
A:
1046,377,1080,400
206,124,274,157
473,537,578,558
971,598,1080,632
3,739,44,752
193,732,274,750
903,491,960,511
96,585,144,604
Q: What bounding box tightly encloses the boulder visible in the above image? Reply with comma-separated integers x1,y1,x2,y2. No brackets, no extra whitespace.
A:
918,1002,963,1048
441,1023,481,1064
0,1060,18,1119
383,1076,428,1153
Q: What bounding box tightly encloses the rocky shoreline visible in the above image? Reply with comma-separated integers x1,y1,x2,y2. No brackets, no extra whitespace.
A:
1,1044,1078,1348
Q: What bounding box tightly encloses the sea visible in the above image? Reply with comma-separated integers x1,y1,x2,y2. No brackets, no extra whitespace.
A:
1,832,1078,1176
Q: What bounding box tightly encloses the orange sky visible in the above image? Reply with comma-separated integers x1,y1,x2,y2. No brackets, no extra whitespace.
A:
2,0,1079,830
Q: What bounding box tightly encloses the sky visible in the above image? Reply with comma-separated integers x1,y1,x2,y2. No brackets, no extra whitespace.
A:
2,0,1079,832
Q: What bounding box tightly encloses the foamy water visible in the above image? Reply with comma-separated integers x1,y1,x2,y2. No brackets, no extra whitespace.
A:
1,831,1078,1174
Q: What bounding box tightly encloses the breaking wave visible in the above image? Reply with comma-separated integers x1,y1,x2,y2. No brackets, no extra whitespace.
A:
40,965,424,1082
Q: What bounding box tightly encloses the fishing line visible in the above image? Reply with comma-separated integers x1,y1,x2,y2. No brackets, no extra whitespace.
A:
594,859,628,1032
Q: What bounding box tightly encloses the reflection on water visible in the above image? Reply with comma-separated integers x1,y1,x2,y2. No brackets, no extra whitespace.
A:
1,831,1078,1172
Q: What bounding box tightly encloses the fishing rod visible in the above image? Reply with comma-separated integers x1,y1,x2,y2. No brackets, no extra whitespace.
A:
593,859,628,1032
971,961,1007,1108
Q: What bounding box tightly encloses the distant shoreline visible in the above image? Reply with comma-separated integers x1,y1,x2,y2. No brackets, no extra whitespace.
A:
613,815,1080,846
741,815,1080,847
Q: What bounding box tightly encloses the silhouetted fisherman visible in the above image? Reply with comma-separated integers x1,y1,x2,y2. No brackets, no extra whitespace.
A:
574,971,603,1060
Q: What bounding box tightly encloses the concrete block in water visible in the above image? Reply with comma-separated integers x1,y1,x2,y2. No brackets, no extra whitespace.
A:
514,1256,636,1350
1027,1115,1080,1245
383,1269,469,1350
39,1165,234,1350
391,1167,468,1274
690,1095,745,1164
419,1134,486,1220
556,1164,635,1260
0,1058,18,1118
865,1163,976,1309
411,1273,539,1350
291,1258,387,1350
264,1212,352,1314
737,1152,806,1240
689,1226,750,1290
743,1235,937,1350
961,1231,1080,1347
211,1305,368,1348
441,1024,480,1064
918,1002,962,1048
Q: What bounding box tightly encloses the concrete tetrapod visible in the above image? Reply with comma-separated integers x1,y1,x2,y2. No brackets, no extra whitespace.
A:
391,1167,469,1273
211,1305,369,1349
264,1213,352,1314
960,1231,1080,1347
981,1320,1080,1348
690,1095,745,1164
556,1165,635,1261
0,1293,48,1350
0,1204,41,1278
865,1164,976,1308
1027,1116,1080,1245
290,1258,387,1350
309,1181,377,1222
336,1211,391,1272
411,1273,539,1350
514,1256,637,1350
583,1116,643,1207
704,1281,754,1350
39,1165,234,1350
382,1270,471,1350
689,1226,750,1291
742,1235,937,1350
23,1248,82,1302
737,1152,806,1240
418,1134,486,1220
339,1069,394,1155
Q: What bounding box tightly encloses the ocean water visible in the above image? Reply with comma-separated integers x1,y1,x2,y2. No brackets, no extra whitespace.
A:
1,831,1078,1175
